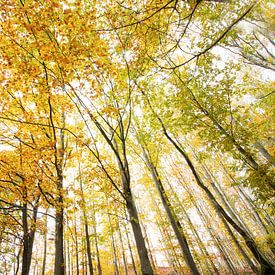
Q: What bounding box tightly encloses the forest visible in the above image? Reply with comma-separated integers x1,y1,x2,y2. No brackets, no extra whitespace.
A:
0,0,274,274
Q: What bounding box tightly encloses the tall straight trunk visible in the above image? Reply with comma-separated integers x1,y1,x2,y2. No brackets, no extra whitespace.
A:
235,186,271,234
22,202,31,275
190,146,251,233
54,204,65,275
74,211,80,275
54,170,65,275
152,198,184,273
93,208,102,275
187,188,237,274
142,147,199,275
216,205,257,271
139,219,157,272
22,195,39,275
33,252,38,275
118,221,128,275
125,191,154,274
82,232,87,275
84,218,93,275
50,107,66,275
111,135,153,274
79,165,94,275
67,239,71,275
54,166,65,275
214,231,238,274
164,130,274,273
108,213,119,275
124,222,138,275
178,169,258,272
176,167,251,270
42,210,48,275
219,156,272,233
92,118,154,274
164,174,220,274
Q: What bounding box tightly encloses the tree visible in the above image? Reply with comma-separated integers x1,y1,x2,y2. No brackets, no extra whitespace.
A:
0,0,274,274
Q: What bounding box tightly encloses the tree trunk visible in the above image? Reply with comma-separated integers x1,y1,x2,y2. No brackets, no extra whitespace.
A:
42,210,48,275
219,156,272,233
84,219,93,275
189,146,250,230
165,131,274,273
164,174,220,274
15,245,21,275
152,198,184,274
118,221,128,275
78,165,94,275
74,211,80,275
93,211,102,275
139,219,157,272
67,239,71,275
54,205,65,275
125,193,154,274
124,222,138,275
22,202,31,275
51,108,66,275
102,121,154,274
187,188,238,274
108,213,120,275
111,134,154,274
22,197,39,275
142,146,200,275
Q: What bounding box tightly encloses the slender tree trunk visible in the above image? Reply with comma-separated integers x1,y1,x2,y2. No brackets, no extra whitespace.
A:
67,239,71,275
93,209,102,275
108,213,120,275
42,210,48,275
22,197,39,275
54,168,65,275
190,146,251,232
54,205,65,275
189,190,238,274
176,167,246,271
74,210,80,275
124,222,138,275
89,108,155,274
164,175,220,274
139,219,157,272
79,164,94,275
111,136,153,273
15,245,21,275
219,156,272,233
152,198,184,274
82,232,87,275
125,192,154,274
84,218,93,275
142,146,199,275
118,221,128,275
33,251,38,275
52,109,66,275
22,202,31,275
164,130,274,273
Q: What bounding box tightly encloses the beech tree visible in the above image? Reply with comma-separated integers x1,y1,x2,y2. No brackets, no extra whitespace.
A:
0,0,274,274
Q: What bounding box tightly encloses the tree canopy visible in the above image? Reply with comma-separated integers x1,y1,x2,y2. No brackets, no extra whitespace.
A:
0,0,274,274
